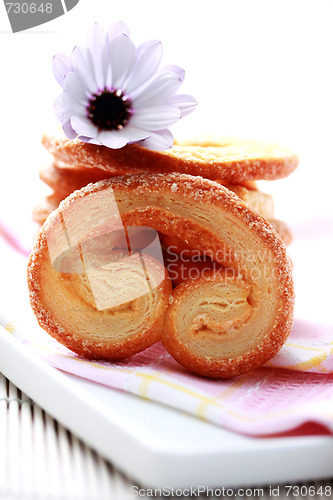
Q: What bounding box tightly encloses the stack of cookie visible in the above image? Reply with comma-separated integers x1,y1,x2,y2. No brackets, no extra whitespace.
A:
28,135,297,378
35,134,296,253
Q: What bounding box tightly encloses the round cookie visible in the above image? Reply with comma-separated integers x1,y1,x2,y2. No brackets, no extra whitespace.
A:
42,134,298,183
39,162,114,198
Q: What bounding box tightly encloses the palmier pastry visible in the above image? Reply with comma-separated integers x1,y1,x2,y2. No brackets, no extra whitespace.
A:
42,134,298,183
27,173,294,378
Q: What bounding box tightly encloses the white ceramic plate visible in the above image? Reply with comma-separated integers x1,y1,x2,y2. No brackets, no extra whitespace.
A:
1,322,333,489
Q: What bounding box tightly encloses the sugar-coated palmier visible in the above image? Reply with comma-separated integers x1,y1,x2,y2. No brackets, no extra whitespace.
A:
42,134,298,183
28,173,294,378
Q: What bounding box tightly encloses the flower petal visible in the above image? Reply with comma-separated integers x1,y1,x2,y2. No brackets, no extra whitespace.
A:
98,130,129,149
109,34,136,89
53,54,71,86
54,93,67,121
133,72,182,108
71,45,86,72
139,129,174,151
168,94,198,117
79,136,102,145
71,46,99,95
105,63,112,89
108,21,130,40
66,91,86,113
61,82,89,124
54,91,86,123
120,124,150,143
130,105,181,131
86,23,109,89
70,115,99,138
159,64,185,82
63,71,89,103
63,120,78,139
125,40,163,95
87,22,105,55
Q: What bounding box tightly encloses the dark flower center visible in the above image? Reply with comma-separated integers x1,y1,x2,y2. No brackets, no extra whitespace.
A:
87,89,132,131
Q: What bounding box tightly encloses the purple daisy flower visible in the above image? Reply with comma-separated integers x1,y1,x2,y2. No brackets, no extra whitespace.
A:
53,22,197,151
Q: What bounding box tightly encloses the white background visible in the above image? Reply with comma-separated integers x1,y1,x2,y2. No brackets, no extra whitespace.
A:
0,0,333,322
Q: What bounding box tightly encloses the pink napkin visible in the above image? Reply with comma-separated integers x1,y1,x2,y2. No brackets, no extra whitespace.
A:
2,307,333,436
27,319,333,436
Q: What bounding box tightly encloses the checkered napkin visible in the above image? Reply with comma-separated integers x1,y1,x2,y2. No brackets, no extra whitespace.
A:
2,311,333,436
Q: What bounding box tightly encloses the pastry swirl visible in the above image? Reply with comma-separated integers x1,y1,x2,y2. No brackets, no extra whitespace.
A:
28,173,294,378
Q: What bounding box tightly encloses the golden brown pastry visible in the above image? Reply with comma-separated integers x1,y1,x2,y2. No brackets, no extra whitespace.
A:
32,193,64,226
220,184,275,220
39,162,114,198
40,161,259,198
28,173,294,378
162,248,224,287
269,219,293,246
28,187,172,360
33,187,291,245
34,165,285,236
42,134,298,183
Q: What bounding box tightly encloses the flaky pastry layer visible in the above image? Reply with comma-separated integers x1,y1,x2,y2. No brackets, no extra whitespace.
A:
28,173,294,378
